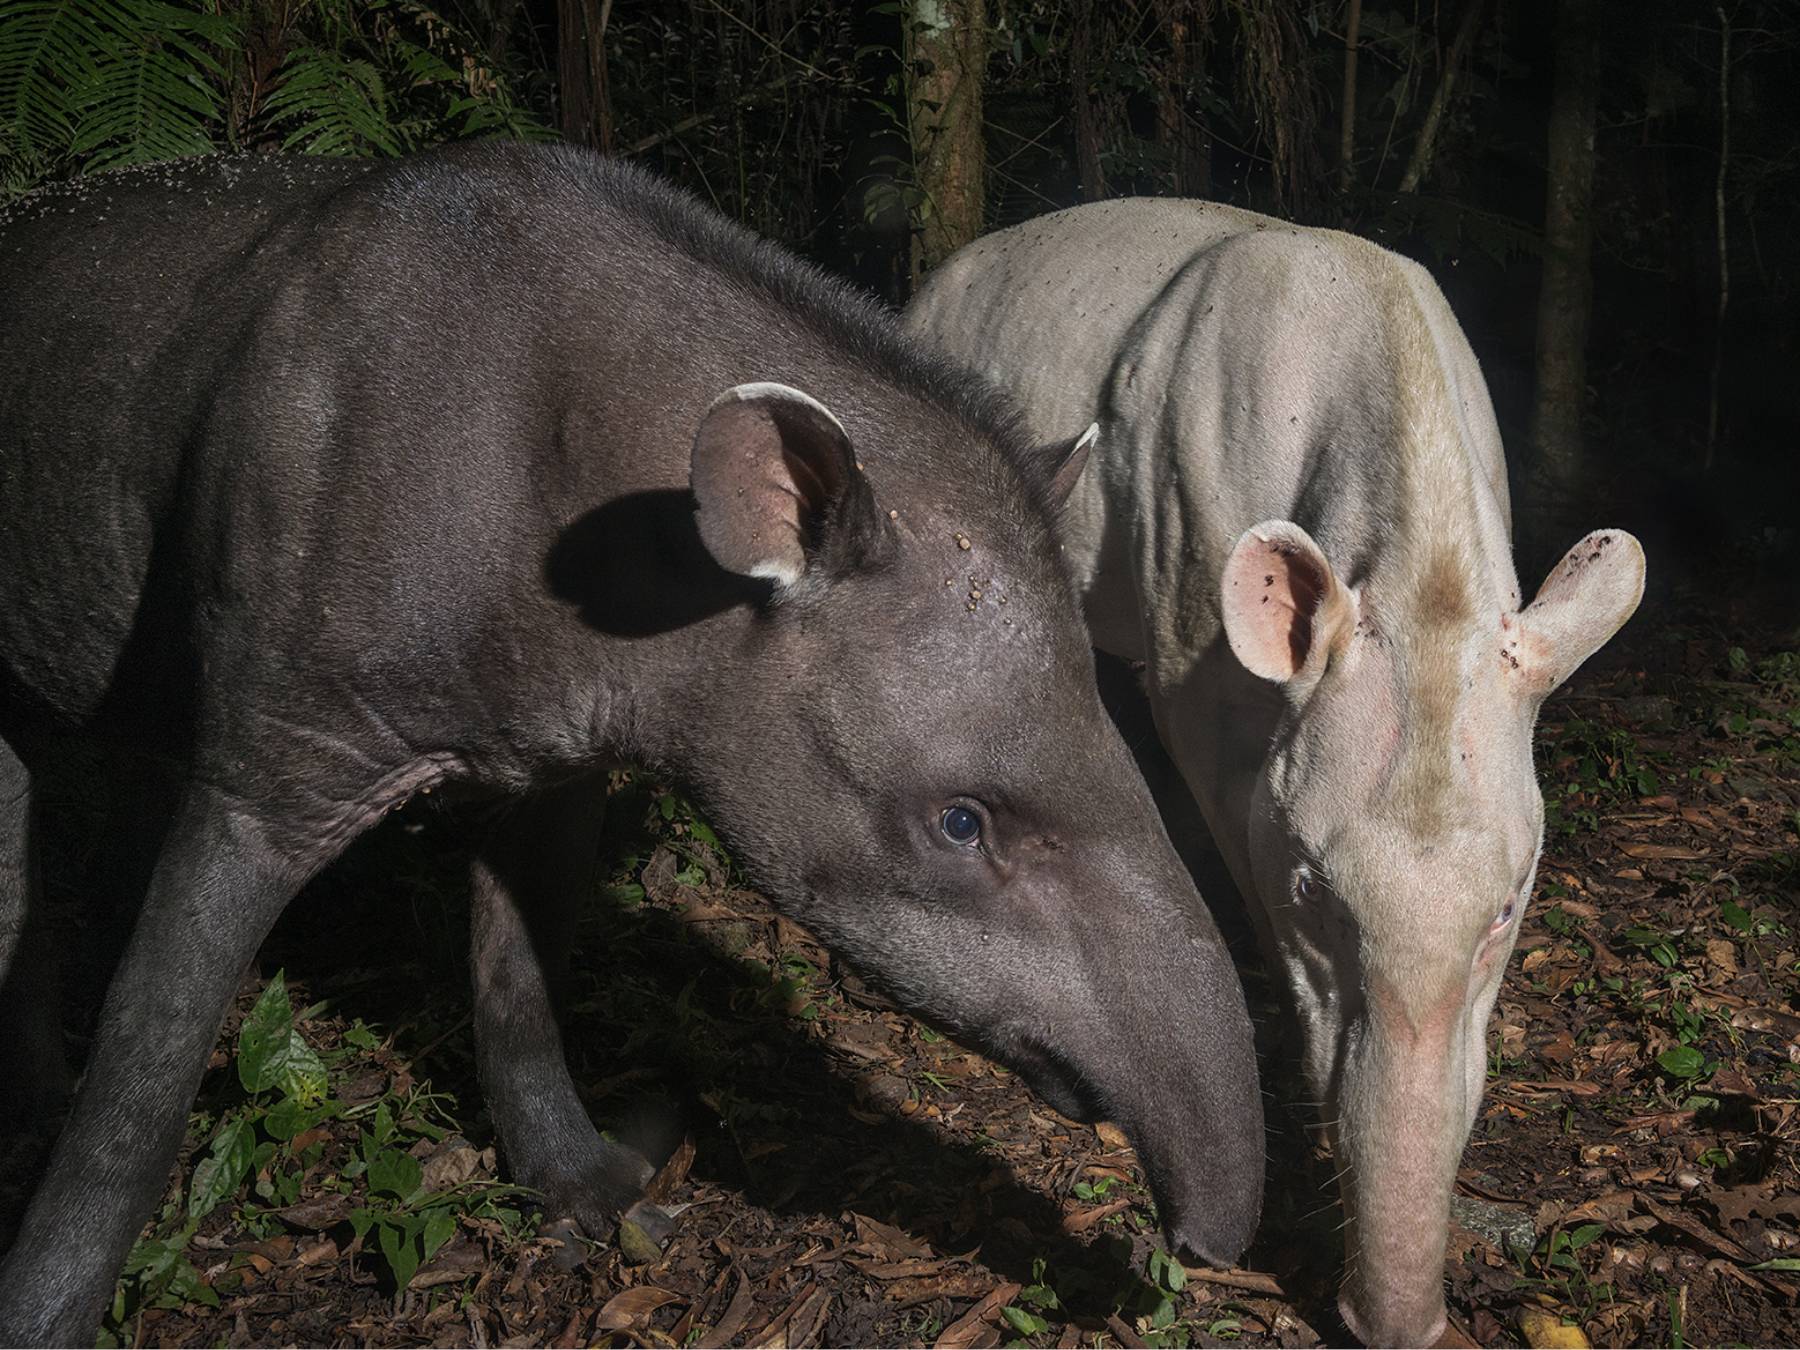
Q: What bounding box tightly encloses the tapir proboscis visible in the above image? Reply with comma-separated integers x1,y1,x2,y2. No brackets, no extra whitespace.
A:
906,197,1646,1347
0,151,1264,1344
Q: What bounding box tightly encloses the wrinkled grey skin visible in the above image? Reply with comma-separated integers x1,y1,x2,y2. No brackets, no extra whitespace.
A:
0,152,1263,1345
907,197,1645,1347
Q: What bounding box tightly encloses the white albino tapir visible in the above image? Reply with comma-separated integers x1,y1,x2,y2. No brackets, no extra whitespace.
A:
906,197,1646,1347
0,150,1265,1344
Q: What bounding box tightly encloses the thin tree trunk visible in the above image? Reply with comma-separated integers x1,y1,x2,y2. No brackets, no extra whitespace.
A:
1072,0,1107,201
1337,0,1362,197
908,0,987,277
1397,0,1487,194
1530,0,1599,496
1705,5,1730,470
1154,0,1212,197
557,0,614,152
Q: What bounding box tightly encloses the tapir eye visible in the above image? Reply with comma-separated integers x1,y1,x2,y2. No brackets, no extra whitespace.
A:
1490,895,1519,933
940,805,982,847
1294,866,1318,901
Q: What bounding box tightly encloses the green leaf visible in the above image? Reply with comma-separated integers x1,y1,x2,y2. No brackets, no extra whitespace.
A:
1748,1258,1800,1271
1658,1045,1706,1079
1001,1305,1048,1335
1147,1294,1178,1330
1568,1222,1605,1250
376,1217,420,1289
238,971,296,1093
1720,899,1755,933
367,1146,423,1203
188,1116,256,1219
421,1206,457,1264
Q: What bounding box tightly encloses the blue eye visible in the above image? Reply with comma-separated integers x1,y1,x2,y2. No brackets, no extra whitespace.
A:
941,806,982,846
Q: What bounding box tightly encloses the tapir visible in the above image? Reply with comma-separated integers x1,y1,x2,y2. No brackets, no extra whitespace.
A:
0,150,1265,1343
906,198,1646,1346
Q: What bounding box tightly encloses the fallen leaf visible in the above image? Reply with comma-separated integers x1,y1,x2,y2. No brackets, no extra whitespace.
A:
1094,1122,1131,1151
595,1286,682,1331
1618,842,1706,860
1061,1198,1132,1232
1519,1307,1590,1348
934,1282,1022,1349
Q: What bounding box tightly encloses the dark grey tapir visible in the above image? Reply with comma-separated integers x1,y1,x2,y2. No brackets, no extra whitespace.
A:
0,145,1263,1342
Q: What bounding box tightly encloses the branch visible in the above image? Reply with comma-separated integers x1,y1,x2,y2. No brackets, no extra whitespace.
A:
1396,0,1488,194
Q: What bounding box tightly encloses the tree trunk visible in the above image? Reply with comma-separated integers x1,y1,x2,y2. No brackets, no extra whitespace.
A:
908,0,987,278
1072,0,1107,202
1397,0,1487,194
1705,5,1730,470
1337,0,1362,198
1153,0,1213,197
557,0,614,152
1529,0,1599,497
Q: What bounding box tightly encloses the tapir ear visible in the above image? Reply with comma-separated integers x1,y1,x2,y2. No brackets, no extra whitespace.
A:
691,382,888,589
1030,422,1099,513
1510,530,1646,698
1221,521,1358,686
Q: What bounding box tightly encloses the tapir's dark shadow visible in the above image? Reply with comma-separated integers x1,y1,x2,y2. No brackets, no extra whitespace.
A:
236,802,1171,1329
544,489,769,637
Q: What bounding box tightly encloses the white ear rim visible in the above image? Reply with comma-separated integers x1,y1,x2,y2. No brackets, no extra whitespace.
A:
712,381,849,441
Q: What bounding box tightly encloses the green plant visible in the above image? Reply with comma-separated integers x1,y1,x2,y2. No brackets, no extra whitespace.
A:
0,0,547,198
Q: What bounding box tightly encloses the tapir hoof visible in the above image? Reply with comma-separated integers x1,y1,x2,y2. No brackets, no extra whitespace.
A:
520,1138,655,1246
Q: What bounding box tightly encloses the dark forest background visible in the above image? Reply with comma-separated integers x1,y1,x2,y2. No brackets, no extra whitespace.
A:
3,0,1796,612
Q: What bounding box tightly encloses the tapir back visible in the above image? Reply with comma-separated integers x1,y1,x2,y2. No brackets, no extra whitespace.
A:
0,159,372,728
907,197,1514,662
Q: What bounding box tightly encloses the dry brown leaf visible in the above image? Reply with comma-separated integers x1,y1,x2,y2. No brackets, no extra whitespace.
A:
708,1271,757,1347
1093,1121,1131,1151
851,1213,933,1262
883,1272,995,1306
1618,842,1707,861
1061,1198,1133,1232
933,1282,1021,1349
595,1285,682,1332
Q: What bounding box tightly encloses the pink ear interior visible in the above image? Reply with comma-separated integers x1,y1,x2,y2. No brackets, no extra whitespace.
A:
691,387,852,584
1221,525,1338,683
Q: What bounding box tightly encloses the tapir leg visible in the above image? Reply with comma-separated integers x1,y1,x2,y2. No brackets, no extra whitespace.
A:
0,739,71,1122
0,791,311,1346
470,775,652,1237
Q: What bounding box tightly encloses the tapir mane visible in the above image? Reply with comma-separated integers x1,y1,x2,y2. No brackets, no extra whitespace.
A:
1361,256,1507,842
381,144,1064,541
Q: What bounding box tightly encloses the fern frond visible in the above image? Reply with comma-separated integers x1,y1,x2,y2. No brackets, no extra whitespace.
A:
0,0,102,165
69,0,236,170
263,46,401,156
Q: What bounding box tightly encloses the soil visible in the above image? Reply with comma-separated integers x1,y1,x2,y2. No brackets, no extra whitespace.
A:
2,607,1796,1349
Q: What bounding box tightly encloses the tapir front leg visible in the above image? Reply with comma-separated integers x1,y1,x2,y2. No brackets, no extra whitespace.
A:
470,776,653,1238
0,792,312,1346
0,739,72,1122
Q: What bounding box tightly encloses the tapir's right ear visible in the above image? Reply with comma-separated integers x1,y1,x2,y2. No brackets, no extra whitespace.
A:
1220,521,1358,689
1029,422,1099,514
691,382,890,590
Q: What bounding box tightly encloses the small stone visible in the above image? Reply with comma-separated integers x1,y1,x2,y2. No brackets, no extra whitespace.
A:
1448,1194,1537,1259
888,509,898,519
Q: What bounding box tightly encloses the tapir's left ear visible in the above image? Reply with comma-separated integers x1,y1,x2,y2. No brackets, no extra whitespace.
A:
1510,530,1646,698
691,382,890,591
1220,520,1358,691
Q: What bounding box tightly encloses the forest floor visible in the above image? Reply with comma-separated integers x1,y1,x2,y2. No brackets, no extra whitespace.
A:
2,606,1797,1349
